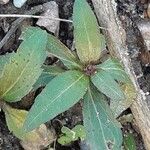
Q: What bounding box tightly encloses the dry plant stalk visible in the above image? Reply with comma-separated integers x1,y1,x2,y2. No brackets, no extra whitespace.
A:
91,0,150,149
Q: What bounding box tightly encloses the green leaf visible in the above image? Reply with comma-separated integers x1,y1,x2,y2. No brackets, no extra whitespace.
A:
42,65,65,76
61,126,76,139
58,135,74,145
47,34,81,69
58,125,86,145
20,27,42,40
97,58,130,83
110,83,136,118
83,87,122,150
0,27,47,102
72,125,86,140
91,70,125,100
73,0,105,64
124,133,136,150
0,53,13,78
32,72,54,90
33,65,64,90
58,126,77,145
24,70,89,132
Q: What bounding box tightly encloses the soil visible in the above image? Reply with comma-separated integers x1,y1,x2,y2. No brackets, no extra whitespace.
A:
0,0,149,149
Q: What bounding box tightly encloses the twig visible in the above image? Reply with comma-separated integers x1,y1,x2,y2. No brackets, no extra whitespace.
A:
0,5,44,50
0,14,73,23
0,9,108,49
0,14,108,31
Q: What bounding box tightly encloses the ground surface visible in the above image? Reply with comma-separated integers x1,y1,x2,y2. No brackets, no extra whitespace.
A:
0,0,149,149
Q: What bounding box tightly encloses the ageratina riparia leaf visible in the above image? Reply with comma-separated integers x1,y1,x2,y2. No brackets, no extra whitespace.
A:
46,34,81,69
97,58,130,83
91,70,125,101
110,83,136,118
33,65,65,90
0,53,14,78
0,27,47,102
24,70,89,132
73,0,106,64
83,87,122,150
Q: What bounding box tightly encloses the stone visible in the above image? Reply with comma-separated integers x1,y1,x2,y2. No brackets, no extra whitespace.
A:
36,1,59,34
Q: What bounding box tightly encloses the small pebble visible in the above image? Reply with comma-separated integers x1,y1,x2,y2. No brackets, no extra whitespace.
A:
13,0,27,8
36,1,59,34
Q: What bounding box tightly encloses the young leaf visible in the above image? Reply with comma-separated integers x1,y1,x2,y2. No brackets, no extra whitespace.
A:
91,70,125,100
73,0,105,64
33,65,65,90
72,125,86,140
83,87,122,150
47,34,81,69
97,58,130,83
58,126,77,145
58,125,86,145
24,70,89,132
0,27,47,102
110,83,136,118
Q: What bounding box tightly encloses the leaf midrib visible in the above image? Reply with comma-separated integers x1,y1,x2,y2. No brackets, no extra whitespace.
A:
75,4,93,61
1,33,40,98
88,88,109,150
94,73,122,98
26,73,85,129
100,67,125,72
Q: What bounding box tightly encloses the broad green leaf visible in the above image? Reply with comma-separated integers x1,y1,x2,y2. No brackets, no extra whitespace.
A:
0,27,47,102
20,26,42,40
91,70,125,100
124,133,136,150
83,87,122,150
0,53,13,78
24,70,89,132
47,34,81,69
33,65,65,90
73,0,105,64
97,58,130,82
110,83,136,118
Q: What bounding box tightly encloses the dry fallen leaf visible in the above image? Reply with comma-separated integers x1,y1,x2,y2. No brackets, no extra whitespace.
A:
21,124,56,150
